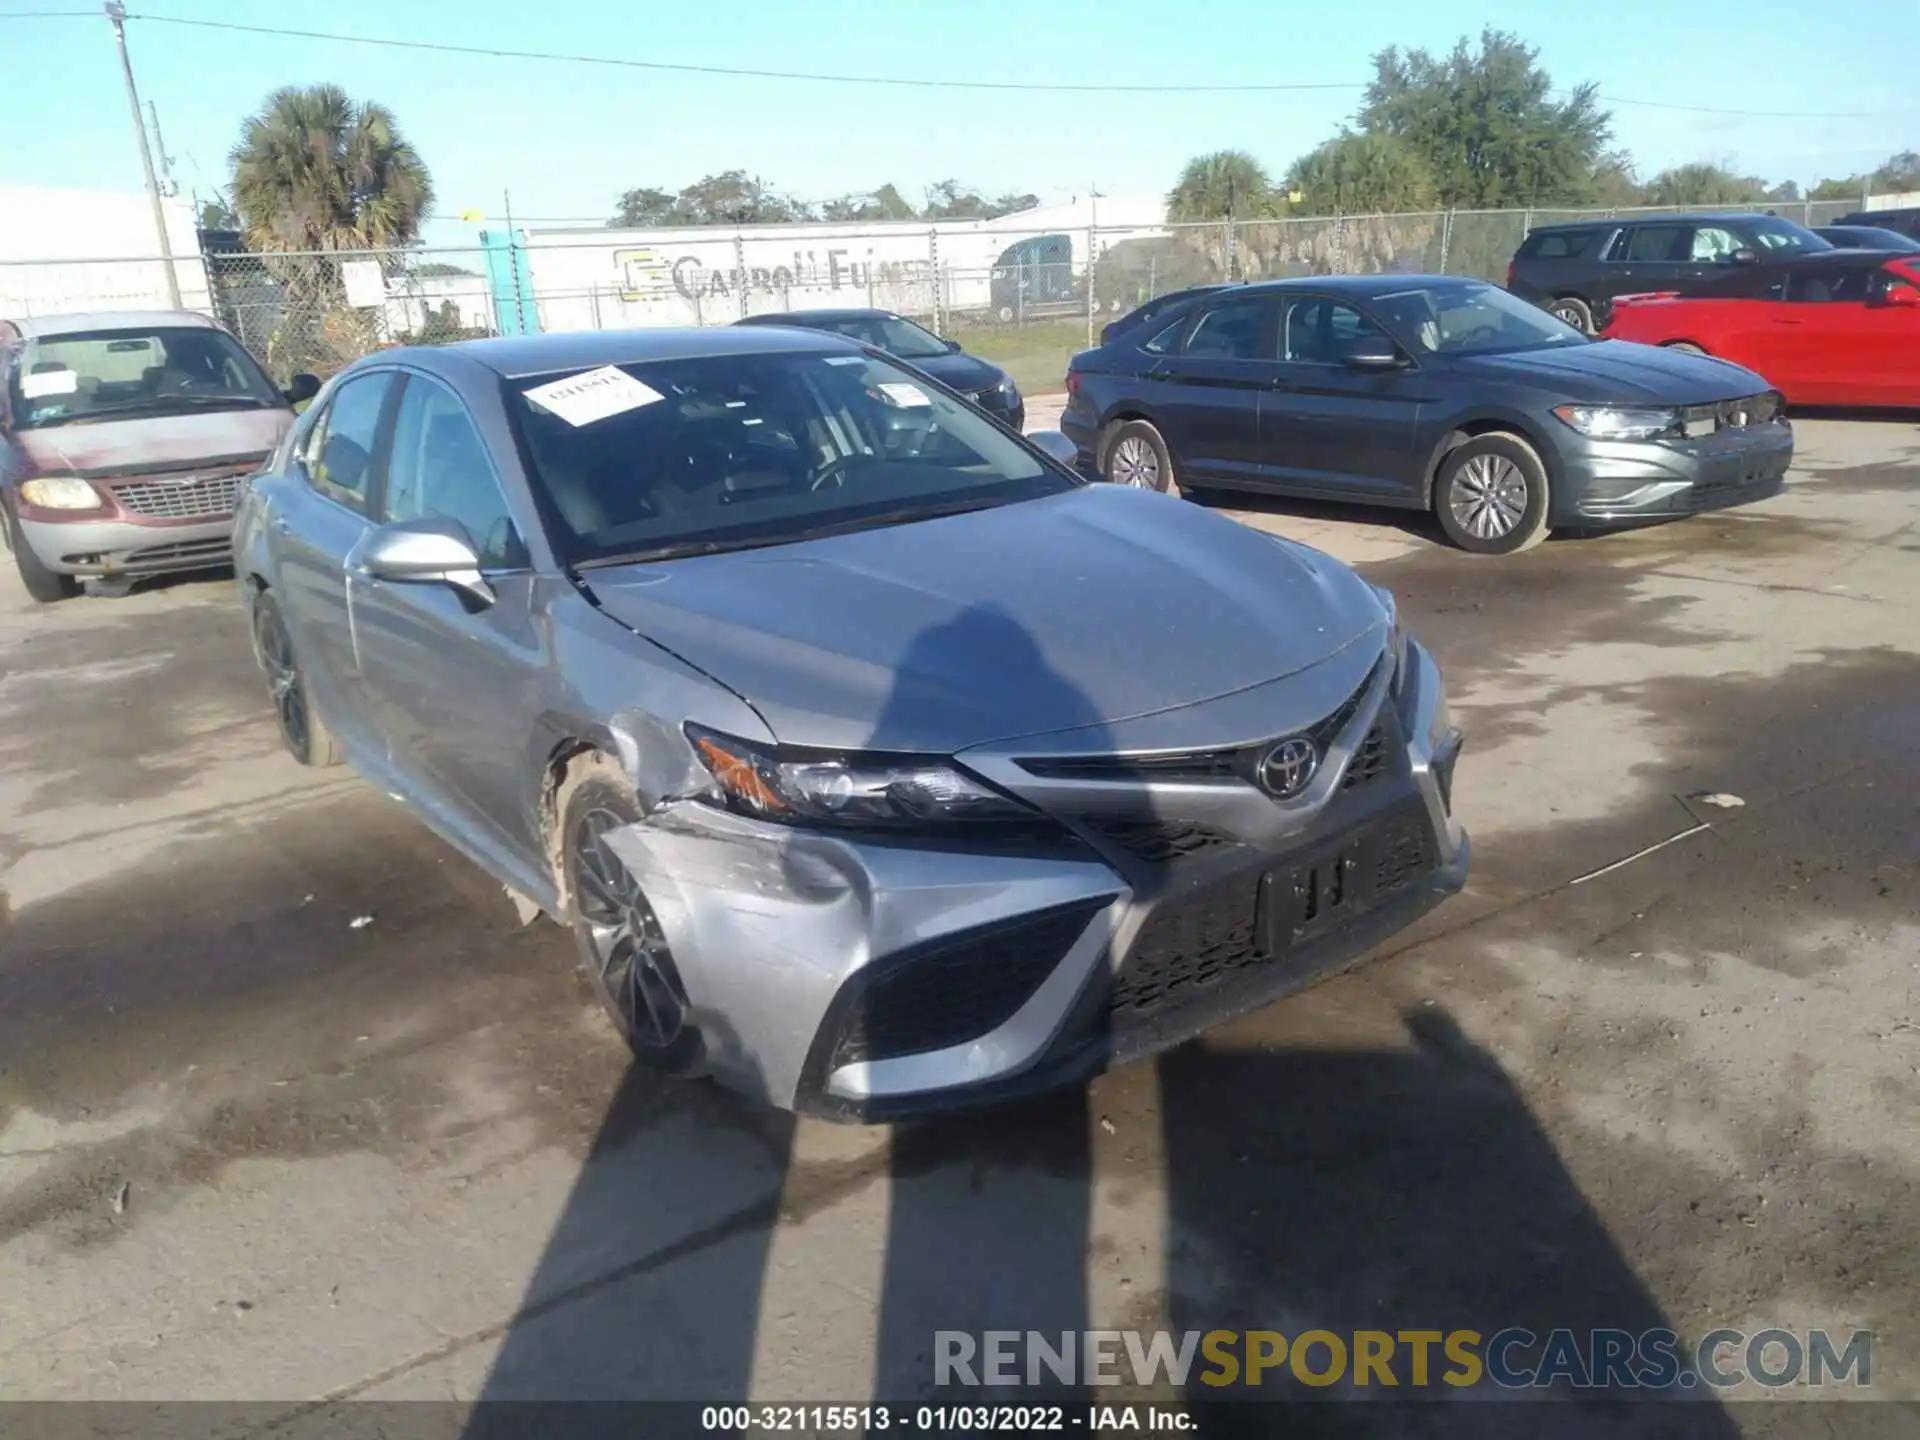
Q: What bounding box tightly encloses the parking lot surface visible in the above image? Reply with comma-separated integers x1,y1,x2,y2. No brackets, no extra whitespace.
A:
2,411,1916,1427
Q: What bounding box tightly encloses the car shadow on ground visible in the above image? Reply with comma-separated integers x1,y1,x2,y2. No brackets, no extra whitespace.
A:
1189,488,1445,546
460,600,1733,1439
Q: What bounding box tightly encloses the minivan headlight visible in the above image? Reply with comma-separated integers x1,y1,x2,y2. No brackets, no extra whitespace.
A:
1551,404,1680,441
685,724,1035,830
19,476,104,510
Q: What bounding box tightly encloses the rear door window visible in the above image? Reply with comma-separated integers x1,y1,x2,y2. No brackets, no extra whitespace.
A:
301,371,395,513
1181,299,1271,359
1525,230,1598,260
1619,227,1688,263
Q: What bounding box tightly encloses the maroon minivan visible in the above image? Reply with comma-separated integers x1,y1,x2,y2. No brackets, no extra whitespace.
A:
1,310,317,602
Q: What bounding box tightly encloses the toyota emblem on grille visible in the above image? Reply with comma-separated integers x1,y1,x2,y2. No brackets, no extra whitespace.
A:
1258,737,1319,799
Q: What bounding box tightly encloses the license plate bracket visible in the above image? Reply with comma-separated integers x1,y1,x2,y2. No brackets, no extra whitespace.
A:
1257,807,1438,952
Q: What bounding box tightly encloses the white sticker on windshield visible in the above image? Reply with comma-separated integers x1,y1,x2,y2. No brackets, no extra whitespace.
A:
21,369,78,399
823,356,867,366
876,381,932,408
523,365,664,426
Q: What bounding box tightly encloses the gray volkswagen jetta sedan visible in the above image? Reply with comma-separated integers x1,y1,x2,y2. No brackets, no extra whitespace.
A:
235,326,1467,1117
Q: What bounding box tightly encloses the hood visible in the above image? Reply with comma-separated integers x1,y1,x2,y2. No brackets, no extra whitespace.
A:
904,351,1009,394
586,485,1381,754
13,407,291,478
1454,339,1765,404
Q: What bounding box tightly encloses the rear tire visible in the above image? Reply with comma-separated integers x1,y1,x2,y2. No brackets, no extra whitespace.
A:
6,504,80,603
1100,419,1183,497
1548,297,1595,334
1433,433,1552,555
555,752,704,1075
251,590,342,766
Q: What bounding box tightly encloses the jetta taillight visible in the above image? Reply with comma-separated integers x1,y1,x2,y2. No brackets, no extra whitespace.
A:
1065,371,1083,397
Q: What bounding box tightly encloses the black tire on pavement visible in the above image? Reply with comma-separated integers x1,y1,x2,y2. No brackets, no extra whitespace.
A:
6,503,80,603
251,590,342,766
1433,433,1553,556
1100,418,1182,497
556,752,704,1075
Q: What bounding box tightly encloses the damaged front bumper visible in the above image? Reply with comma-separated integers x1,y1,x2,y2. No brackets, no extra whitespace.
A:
603,637,1467,1119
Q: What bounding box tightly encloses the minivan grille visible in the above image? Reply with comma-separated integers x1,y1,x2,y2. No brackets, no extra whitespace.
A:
113,473,246,519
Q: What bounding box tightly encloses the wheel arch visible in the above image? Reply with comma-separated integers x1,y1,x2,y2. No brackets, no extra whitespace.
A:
1420,411,1562,508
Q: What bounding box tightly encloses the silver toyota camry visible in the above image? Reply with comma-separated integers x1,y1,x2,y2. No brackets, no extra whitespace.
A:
235,326,1468,1118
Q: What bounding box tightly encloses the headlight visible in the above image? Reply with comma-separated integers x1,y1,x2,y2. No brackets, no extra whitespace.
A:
19,476,104,510
1000,377,1019,398
685,724,1035,830
1551,404,1680,441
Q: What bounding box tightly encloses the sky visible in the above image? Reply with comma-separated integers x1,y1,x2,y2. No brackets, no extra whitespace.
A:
1,0,1912,252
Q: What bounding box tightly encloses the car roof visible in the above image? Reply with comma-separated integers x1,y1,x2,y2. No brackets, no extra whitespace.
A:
736,308,899,325
4,309,224,340
1231,274,1491,298
1527,212,1786,233
1839,207,1920,223
432,324,863,379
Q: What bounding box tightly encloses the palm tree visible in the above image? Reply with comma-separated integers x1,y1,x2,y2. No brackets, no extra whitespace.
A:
1285,132,1436,217
1166,150,1275,222
230,85,434,253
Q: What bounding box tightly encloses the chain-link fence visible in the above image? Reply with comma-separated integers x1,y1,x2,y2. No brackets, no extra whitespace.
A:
0,198,1890,395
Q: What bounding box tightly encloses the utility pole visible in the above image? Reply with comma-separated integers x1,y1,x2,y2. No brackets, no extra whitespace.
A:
147,101,178,198
105,2,181,307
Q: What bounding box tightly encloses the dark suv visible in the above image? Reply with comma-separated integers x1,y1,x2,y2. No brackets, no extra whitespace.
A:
1507,213,1831,334
1832,207,1920,240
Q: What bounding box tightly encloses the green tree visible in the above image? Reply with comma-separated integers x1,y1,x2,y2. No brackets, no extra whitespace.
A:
1808,175,1865,202
229,85,433,251
1767,179,1802,204
1166,150,1275,221
920,180,1038,220
197,194,238,231
1639,163,1770,207
821,183,919,222
1285,132,1436,216
1588,151,1641,209
610,172,812,227
1358,29,1611,208
1873,149,1920,193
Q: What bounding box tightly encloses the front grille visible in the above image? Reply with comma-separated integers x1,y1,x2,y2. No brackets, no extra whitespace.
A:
1016,655,1388,785
113,473,246,519
1079,814,1239,864
120,537,235,570
1341,725,1389,790
1680,392,1779,435
829,899,1103,1067
1109,803,1436,1022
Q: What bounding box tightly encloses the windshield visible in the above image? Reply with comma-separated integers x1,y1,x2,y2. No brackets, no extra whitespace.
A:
1372,282,1587,357
1749,217,1831,255
508,349,1074,566
7,325,283,430
801,314,950,360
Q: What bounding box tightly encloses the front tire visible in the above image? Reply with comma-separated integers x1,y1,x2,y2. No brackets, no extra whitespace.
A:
1100,419,1182,497
6,504,80,603
251,590,342,766
556,753,703,1075
1434,433,1552,555
1548,296,1594,334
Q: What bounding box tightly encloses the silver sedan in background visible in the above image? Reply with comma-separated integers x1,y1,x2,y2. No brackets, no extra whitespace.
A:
234,326,1467,1118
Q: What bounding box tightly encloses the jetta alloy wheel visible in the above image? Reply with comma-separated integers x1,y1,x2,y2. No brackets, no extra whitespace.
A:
1447,454,1531,540
1109,435,1161,489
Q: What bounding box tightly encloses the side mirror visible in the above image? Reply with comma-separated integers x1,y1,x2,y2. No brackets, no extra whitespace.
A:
357,516,494,608
1878,283,1920,308
1340,334,1408,371
1026,429,1081,469
945,338,963,353
284,372,321,405
1729,249,1759,266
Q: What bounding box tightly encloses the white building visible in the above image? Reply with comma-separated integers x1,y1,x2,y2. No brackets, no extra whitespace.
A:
0,185,211,318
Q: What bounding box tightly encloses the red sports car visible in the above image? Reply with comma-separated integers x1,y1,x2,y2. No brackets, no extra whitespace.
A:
1601,251,1920,407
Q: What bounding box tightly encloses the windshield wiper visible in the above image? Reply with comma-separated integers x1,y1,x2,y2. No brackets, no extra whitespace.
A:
26,395,271,428
789,495,1007,540
574,533,795,567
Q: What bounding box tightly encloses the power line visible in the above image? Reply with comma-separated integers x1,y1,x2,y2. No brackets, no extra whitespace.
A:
17,10,1915,119
121,13,1366,93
